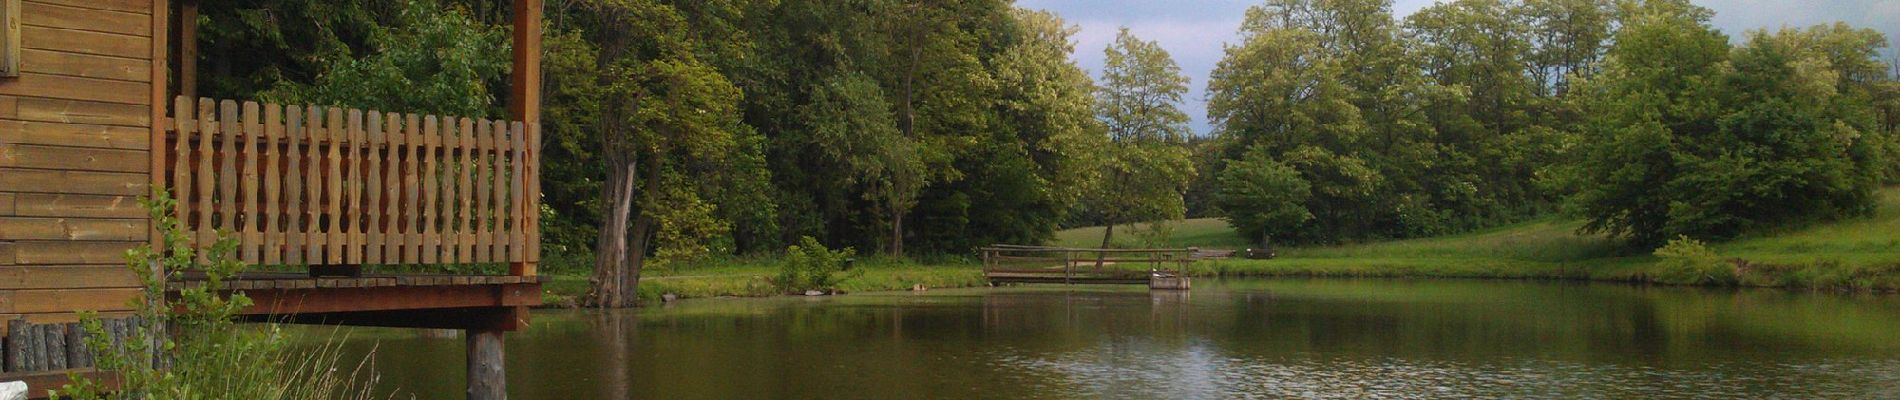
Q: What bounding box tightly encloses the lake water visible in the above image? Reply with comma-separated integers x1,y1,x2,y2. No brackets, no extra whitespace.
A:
322,279,1900,399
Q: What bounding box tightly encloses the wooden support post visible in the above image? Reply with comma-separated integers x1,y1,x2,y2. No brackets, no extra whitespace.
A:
466,328,506,400
177,0,197,101
152,0,172,251
508,0,543,278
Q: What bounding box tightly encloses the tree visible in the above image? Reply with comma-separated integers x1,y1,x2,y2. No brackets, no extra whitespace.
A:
1215,145,1312,248
259,0,511,118
1567,0,1886,246
578,0,754,307
1083,28,1195,254
802,73,925,259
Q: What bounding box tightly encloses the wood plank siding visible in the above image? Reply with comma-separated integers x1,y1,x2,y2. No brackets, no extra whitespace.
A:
0,0,158,319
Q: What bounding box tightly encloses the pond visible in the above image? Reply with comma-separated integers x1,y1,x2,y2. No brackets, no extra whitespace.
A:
317,279,1900,399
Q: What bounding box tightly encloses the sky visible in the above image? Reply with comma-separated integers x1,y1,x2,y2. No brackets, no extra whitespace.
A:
1014,0,1900,135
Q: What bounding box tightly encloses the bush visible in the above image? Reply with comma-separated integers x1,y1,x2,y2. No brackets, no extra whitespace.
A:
57,193,380,400
1653,236,1737,285
775,237,858,292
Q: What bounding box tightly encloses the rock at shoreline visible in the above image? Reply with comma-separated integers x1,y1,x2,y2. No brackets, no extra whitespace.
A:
804,290,826,296
661,293,678,302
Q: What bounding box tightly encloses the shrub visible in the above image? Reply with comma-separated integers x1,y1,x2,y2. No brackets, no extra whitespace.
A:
57,193,381,400
775,236,858,292
1652,236,1737,285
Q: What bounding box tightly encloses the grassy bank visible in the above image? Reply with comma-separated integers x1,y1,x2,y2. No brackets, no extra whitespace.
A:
1059,187,1900,291
542,187,1900,305
539,257,987,306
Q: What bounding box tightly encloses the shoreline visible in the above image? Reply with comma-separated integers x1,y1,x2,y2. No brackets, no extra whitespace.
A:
537,256,1900,308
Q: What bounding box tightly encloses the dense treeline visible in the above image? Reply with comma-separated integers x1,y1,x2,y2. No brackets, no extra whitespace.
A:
183,0,1900,305
186,0,1110,305
1208,0,1900,248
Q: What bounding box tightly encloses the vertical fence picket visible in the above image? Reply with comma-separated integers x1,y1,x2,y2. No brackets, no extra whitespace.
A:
492,120,510,262
364,111,384,266
344,110,364,265
195,98,216,252
509,122,526,263
285,106,305,265
439,119,458,264
474,119,493,263
240,101,262,262
325,108,345,264
319,107,338,261
457,117,476,264
528,123,541,263
382,113,404,264
263,104,283,265
305,106,326,264
218,101,239,251
421,116,442,264
171,97,192,231
403,114,422,264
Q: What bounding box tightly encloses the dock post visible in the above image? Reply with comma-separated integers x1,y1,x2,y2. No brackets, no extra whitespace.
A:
467,329,506,400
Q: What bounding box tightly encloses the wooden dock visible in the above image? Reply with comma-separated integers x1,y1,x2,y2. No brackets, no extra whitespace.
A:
980,245,1197,289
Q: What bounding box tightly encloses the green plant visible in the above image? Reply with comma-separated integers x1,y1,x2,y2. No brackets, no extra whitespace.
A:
775,237,859,292
57,192,382,400
1653,236,1737,285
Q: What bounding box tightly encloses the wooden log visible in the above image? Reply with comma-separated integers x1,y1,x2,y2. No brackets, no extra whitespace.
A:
44,324,65,370
466,329,505,400
25,323,43,372
6,319,25,372
64,322,87,368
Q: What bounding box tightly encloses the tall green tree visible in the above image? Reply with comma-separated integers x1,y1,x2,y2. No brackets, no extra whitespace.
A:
1215,145,1312,248
1568,0,1887,246
570,0,757,307
1083,28,1195,252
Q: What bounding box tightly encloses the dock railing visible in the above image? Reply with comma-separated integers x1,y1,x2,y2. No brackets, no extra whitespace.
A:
979,245,1192,284
159,97,540,272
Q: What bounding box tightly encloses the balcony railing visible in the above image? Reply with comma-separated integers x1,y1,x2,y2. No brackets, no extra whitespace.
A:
160,97,539,269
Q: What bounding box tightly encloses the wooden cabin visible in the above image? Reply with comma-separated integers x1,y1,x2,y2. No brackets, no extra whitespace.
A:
0,0,544,398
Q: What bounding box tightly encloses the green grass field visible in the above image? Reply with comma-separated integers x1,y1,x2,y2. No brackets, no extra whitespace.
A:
544,187,1900,305
539,257,986,306
1051,187,1900,290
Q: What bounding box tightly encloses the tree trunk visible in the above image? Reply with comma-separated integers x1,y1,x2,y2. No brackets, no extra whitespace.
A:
890,208,904,258
618,155,665,304
1095,222,1114,269
590,159,636,308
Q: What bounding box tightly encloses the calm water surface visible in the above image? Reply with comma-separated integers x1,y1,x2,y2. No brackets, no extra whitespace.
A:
321,279,1900,399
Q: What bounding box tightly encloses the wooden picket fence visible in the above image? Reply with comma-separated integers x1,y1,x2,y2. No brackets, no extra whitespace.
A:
160,97,540,268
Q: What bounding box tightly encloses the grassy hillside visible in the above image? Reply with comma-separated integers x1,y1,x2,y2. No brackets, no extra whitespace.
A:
1052,218,1255,249
1050,187,1900,290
